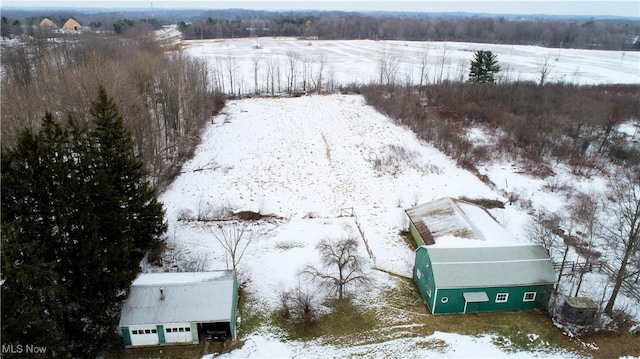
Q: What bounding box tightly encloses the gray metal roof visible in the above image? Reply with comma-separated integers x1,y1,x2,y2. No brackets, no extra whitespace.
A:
405,198,489,244
419,245,557,289
119,271,236,326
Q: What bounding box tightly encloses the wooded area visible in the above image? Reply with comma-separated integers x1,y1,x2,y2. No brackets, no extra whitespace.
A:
1,29,224,187
179,11,640,50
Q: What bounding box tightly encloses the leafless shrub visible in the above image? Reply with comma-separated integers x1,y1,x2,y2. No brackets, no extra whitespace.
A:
459,197,505,209
398,213,410,235
370,144,429,178
197,200,234,221
163,235,208,272
543,177,574,194
177,209,196,221
278,280,320,330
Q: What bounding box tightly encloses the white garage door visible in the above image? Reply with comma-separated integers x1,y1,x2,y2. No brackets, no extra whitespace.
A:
130,326,159,346
164,325,193,343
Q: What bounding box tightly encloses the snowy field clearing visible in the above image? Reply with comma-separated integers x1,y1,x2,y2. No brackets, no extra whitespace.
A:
159,95,634,358
183,37,640,91
155,39,640,358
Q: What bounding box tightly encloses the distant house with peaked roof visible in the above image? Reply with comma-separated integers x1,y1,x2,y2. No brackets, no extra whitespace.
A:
62,18,82,31
39,18,58,30
119,270,238,347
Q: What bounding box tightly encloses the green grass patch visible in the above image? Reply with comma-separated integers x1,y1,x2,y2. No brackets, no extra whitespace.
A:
273,298,379,343
104,341,204,359
375,276,583,355
237,287,271,336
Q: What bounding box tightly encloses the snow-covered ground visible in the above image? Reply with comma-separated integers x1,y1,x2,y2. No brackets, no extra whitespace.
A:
183,37,640,93
156,39,640,358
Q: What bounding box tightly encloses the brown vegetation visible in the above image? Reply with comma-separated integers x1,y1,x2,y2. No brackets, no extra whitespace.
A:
1,31,224,187
360,82,640,177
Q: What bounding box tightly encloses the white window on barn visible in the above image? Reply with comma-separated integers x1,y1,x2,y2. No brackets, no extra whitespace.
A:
417,269,422,279
426,284,432,297
523,292,536,302
495,293,508,303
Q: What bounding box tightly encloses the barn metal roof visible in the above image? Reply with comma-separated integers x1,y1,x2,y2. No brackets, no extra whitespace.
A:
119,271,236,326
419,245,557,288
405,197,521,246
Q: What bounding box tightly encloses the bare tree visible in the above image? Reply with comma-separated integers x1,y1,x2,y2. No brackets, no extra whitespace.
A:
312,54,326,93
416,46,430,88
301,55,312,92
603,173,640,315
526,212,562,256
567,192,600,296
285,51,299,93
378,50,400,86
437,43,448,84
302,235,371,301
211,221,255,272
537,56,554,86
253,53,262,95
225,54,238,95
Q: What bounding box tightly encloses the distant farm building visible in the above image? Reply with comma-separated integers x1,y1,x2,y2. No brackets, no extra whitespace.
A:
119,271,238,347
413,245,557,314
62,18,82,31
39,18,58,30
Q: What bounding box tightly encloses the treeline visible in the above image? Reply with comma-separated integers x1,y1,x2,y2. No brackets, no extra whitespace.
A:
182,12,640,50
360,82,640,176
1,30,224,186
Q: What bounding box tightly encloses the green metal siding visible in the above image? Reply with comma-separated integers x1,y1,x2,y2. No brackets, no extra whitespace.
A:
230,274,239,339
413,247,437,312
121,327,132,346
431,285,554,314
414,246,555,315
156,324,166,344
190,322,199,342
409,221,425,247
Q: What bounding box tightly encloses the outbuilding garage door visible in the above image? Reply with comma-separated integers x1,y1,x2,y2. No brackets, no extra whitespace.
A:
130,327,160,346
164,324,193,343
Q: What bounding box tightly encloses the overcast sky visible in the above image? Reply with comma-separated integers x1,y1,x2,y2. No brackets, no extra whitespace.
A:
2,1,639,18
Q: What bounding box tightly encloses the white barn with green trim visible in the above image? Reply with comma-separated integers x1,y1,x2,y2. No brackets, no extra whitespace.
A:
119,270,238,347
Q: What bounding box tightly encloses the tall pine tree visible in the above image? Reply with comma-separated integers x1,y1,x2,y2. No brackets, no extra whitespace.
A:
1,87,166,357
468,50,501,84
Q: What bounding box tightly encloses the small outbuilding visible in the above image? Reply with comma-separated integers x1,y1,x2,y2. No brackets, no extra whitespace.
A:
562,296,598,325
119,270,238,348
413,245,557,314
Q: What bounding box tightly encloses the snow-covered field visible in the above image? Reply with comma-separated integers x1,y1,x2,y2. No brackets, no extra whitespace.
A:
157,39,640,358
183,37,640,92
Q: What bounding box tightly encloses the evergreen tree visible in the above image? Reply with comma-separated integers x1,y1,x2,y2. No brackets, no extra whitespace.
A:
468,50,501,84
1,114,71,357
1,87,166,357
